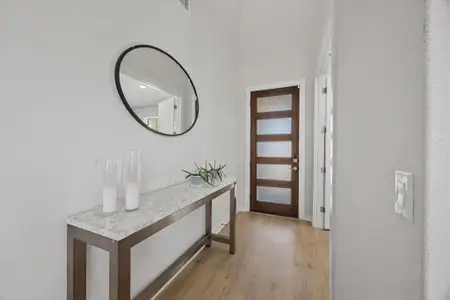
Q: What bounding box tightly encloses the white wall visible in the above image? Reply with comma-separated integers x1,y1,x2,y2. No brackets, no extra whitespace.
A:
238,0,331,220
332,0,425,299
0,0,240,299
425,0,450,298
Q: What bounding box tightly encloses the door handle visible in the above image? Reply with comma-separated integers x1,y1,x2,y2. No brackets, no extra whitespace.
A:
290,166,298,172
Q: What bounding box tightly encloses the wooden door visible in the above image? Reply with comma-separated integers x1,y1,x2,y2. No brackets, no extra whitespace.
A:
250,86,300,218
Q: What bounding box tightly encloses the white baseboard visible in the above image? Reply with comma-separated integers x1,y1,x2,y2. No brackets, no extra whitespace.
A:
238,206,249,213
301,215,313,222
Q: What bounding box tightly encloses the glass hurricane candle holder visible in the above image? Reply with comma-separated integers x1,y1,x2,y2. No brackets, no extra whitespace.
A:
97,158,121,214
124,150,141,211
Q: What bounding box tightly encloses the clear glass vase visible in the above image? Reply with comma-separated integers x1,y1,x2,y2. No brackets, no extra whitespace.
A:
97,158,121,214
124,150,141,211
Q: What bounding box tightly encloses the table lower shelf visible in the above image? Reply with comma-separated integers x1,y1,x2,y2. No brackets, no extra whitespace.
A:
135,233,232,300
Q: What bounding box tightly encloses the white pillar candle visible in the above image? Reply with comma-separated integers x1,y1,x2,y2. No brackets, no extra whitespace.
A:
126,182,139,211
103,186,117,213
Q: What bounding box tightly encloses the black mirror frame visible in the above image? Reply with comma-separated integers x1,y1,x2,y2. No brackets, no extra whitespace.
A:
114,44,200,137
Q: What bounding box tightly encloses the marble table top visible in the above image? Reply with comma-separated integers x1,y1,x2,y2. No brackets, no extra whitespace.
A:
66,177,236,241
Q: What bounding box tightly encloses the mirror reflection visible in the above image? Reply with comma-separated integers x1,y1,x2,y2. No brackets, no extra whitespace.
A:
115,46,199,136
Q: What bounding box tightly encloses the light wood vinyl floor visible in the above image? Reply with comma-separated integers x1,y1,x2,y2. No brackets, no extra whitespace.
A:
157,212,330,300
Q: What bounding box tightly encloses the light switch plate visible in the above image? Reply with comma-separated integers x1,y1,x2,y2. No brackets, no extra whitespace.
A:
395,171,414,223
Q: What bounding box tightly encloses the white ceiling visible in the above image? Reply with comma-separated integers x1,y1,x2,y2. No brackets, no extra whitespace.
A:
119,73,173,108
120,47,190,98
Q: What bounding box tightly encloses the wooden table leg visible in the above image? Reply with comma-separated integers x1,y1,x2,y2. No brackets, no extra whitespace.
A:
206,202,212,247
110,242,131,300
229,186,236,254
67,228,87,300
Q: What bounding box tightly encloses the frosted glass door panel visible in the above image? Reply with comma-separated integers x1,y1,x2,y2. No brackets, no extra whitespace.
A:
257,95,292,112
257,118,292,135
257,164,291,181
257,187,291,204
257,142,291,157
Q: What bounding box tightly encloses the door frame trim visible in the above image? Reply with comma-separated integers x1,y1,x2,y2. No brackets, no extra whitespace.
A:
313,76,327,229
244,79,307,221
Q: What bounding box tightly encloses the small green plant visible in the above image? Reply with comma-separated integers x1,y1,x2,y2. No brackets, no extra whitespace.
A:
182,160,226,186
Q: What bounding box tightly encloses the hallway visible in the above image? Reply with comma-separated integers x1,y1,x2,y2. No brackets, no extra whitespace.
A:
158,212,330,300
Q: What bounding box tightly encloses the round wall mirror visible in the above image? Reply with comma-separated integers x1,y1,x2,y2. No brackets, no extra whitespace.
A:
115,45,199,136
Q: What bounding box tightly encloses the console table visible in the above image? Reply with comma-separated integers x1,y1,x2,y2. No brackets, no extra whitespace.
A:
66,178,237,300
